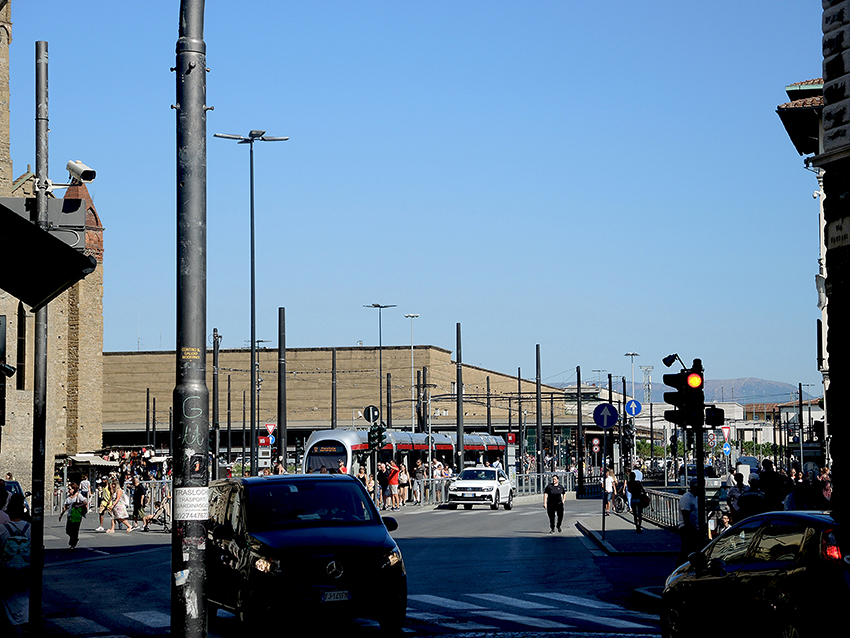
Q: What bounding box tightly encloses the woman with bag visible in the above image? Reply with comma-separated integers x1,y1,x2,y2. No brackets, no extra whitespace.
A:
627,471,648,533
58,482,87,549
106,478,133,533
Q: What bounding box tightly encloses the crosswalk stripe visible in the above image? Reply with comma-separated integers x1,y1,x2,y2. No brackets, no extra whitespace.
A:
467,593,553,609
408,594,486,610
124,610,171,627
443,621,500,631
471,610,572,629
528,592,624,610
554,609,655,630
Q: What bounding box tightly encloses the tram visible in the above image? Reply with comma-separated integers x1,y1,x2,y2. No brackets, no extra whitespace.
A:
301,428,507,475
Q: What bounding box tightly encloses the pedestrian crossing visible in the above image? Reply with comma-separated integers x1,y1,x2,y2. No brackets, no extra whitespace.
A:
405,590,660,634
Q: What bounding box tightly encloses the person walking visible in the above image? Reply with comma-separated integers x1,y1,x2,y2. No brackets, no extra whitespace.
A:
0,494,30,636
58,482,87,549
626,471,647,533
543,475,566,533
106,479,133,533
677,479,702,565
131,477,148,529
95,479,111,531
412,459,426,505
604,469,615,515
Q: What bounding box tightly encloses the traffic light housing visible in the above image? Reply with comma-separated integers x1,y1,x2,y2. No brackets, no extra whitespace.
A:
663,359,705,428
705,406,725,427
375,424,387,449
368,424,378,450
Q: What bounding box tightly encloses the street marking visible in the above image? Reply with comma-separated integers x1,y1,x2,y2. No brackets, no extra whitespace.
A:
472,610,572,629
408,594,486,610
49,617,109,633
443,620,500,631
125,610,170,627
467,593,553,609
528,592,623,610
563,610,655,630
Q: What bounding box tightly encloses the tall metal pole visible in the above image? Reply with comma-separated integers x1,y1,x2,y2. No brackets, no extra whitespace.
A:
212,328,221,479
331,348,337,429
576,366,584,496
172,2,209,635
29,39,49,630
536,344,542,473
405,313,419,431
249,140,257,474
278,308,286,469
227,375,232,463
456,323,464,471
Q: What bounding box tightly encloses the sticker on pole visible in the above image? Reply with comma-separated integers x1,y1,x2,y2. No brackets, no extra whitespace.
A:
174,487,208,521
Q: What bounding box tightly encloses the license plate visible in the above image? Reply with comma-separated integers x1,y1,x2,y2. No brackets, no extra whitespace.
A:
322,590,350,602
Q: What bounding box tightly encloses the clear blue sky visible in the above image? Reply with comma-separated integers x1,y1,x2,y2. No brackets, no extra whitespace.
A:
8,2,826,393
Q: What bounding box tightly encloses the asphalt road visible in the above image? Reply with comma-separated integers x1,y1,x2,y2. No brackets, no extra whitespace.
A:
39,497,675,637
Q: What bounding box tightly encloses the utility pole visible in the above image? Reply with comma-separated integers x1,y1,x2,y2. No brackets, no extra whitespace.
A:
172,2,209,636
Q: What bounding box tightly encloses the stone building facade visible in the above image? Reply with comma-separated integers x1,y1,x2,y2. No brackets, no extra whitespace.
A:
102,345,575,461
0,1,105,493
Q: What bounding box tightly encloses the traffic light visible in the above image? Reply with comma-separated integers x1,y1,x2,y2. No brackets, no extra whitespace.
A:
705,406,725,427
663,370,690,426
669,433,679,451
375,424,387,449
368,424,378,450
663,359,705,428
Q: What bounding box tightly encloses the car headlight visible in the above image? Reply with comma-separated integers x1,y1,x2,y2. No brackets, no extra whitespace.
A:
481,486,494,492
253,557,277,574
382,548,402,569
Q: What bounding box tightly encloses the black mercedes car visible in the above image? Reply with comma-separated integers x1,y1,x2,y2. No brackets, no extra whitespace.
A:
207,474,406,633
661,511,848,638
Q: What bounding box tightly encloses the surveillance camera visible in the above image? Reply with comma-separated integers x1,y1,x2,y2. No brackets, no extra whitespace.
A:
66,160,96,184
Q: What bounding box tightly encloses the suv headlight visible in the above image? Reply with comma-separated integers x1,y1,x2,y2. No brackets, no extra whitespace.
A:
382,548,402,569
253,557,277,574
481,486,494,492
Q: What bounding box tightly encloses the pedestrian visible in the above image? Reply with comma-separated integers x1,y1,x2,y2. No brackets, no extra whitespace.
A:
626,471,647,533
543,475,566,533
106,479,133,533
726,472,746,523
388,461,400,511
376,463,389,510
95,479,111,531
131,477,148,528
356,466,367,487
337,459,348,474
710,513,732,538
398,464,410,505
677,479,702,565
58,482,87,549
0,493,30,636
412,459,426,505
79,474,91,501
604,469,615,515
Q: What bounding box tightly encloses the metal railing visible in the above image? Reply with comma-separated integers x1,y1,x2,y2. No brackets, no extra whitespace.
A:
53,479,173,515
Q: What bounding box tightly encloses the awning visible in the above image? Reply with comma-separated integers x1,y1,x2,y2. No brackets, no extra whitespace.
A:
69,454,120,467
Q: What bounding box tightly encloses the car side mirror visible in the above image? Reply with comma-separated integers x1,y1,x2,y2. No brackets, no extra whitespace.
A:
687,551,708,573
707,558,728,577
382,516,399,532
212,523,234,542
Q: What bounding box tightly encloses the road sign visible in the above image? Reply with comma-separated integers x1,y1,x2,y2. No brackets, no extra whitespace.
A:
593,404,619,430
364,405,380,423
268,435,275,446
721,426,730,442
625,399,642,416
266,423,277,435
592,438,601,446
258,436,270,446
723,442,731,456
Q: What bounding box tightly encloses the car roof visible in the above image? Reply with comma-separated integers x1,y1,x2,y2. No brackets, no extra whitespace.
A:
211,474,358,488
736,511,835,526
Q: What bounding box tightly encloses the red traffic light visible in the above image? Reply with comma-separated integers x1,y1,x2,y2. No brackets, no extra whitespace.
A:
686,372,703,389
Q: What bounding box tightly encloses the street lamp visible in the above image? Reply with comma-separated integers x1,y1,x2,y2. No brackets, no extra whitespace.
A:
404,313,419,430
214,130,288,474
624,352,639,399
364,303,396,423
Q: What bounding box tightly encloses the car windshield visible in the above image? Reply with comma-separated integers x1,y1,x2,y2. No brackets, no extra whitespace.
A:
247,480,376,531
459,469,496,481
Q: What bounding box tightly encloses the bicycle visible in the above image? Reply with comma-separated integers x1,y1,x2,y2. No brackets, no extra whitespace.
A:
613,493,627,514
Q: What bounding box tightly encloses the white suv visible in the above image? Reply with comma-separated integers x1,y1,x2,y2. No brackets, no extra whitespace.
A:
447,467,514,510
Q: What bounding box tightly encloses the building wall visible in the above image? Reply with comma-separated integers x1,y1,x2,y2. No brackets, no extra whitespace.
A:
0,2,105,493
102,346,566,437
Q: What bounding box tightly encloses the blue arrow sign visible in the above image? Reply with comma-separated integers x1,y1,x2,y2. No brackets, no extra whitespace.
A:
593,403,619,430
269,434,275,446
625,399,642,416
723,442,731,456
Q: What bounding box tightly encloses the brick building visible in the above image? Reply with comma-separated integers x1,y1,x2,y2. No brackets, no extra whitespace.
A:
0,1,105,492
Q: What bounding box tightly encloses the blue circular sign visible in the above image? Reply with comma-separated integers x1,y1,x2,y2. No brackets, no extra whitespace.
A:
626,399,642,416
723,442,731,456
593,403,619,430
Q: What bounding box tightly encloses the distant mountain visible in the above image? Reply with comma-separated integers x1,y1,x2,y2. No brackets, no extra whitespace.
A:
557,377,818,405
644,378,816,405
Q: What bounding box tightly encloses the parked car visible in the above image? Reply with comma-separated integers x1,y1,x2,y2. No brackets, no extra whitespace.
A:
207,474,406,632
661,511,848,638
446,466,514,510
